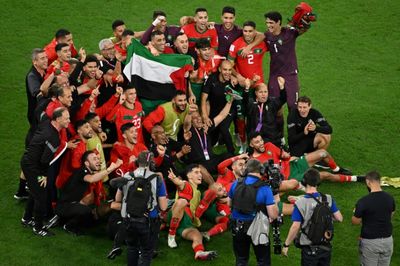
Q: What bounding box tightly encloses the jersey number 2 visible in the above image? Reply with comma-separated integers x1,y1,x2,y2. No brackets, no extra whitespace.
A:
247,54,254,64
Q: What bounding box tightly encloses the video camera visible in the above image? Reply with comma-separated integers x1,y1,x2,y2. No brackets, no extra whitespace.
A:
261,159,284,195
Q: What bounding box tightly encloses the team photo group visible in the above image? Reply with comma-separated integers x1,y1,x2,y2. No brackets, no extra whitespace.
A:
17,2,395,266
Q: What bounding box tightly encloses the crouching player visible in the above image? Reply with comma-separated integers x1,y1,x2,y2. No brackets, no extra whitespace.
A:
167,165,217,260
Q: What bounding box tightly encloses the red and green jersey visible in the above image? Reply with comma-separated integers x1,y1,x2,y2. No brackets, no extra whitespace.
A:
44,38,78,64
252,142,291,179
106,100,145,144
228,37,268,84
181,23,218,50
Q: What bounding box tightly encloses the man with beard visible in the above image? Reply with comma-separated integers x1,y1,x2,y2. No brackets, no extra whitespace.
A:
248,132,365,192
216,153,249,192
56,120,94,188
56,151,122,235
167,165,218,260
148,124,191,196
85,112,109,183
21,107,70,236
201,60,240,154
143,91,196,143
181,8,218,51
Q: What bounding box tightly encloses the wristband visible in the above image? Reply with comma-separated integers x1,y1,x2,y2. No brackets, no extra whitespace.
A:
283,243,289,248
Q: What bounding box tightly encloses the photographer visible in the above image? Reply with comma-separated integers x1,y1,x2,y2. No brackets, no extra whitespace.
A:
282,168,343,266
110,151,167,265
228,159,279,266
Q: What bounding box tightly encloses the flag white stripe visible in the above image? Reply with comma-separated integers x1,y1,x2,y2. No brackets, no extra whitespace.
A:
124,53,180,83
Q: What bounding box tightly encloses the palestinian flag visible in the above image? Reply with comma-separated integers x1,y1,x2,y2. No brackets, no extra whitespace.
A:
123,39,193,100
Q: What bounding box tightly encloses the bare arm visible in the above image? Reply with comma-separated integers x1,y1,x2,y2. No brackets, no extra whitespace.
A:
158,196,168,212
351,215,361,225
213,98,233,127
84,159,122,183
168,168,185,191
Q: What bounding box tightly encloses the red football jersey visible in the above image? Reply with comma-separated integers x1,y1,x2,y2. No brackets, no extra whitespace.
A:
109,141,147,175
228,37,268,84
181,23,218,49
252,142,290,179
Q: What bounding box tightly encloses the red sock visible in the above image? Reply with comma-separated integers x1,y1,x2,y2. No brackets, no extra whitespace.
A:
168,217,181,236
193,244,204,254
195,189,217,218
339,175,351,183
208,222,228,237
236,118,246,142
327,158,338,170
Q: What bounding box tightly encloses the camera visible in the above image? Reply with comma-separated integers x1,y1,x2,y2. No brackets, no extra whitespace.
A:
261,159,284,195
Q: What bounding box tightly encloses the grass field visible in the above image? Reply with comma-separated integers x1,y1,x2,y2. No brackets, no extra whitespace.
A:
1,0,399,265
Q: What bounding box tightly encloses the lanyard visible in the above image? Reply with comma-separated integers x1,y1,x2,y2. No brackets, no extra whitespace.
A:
194,128,207,152
256,103,264,132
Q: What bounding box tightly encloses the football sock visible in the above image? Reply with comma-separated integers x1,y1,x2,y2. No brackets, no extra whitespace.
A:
193,244,205,254
168,217,181,236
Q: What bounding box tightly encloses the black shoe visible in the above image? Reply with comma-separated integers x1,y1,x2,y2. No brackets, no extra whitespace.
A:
33,227,55,237
44,215,60,230
314,160,330,169
357,176,366,182
63,224,84,236
333,167,352,175
14,190,29,200
107,246,122,260
21,218,35,227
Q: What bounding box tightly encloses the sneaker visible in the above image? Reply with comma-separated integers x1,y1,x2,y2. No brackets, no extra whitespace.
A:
195,250,218,260
14,191,29,200
356,176,366,182
314,160,330,170
21,218,35,227
63,224,84,236
167,235,178,248
201,232,210,242
333,167,352,175
44,214,59,230
107,246,122,260
33,227,55,237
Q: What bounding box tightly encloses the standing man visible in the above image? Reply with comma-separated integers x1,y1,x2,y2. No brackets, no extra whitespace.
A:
113,151,167,266
181,8,218,51
264,9,314,137
21,107,70,236
229,21,268,88
15,48,49,200
352,171,395,266
141,11,181,47
229,159,279,265
44,29,78,65
201,60,239,154
282,168,343,265
287,96,333,157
